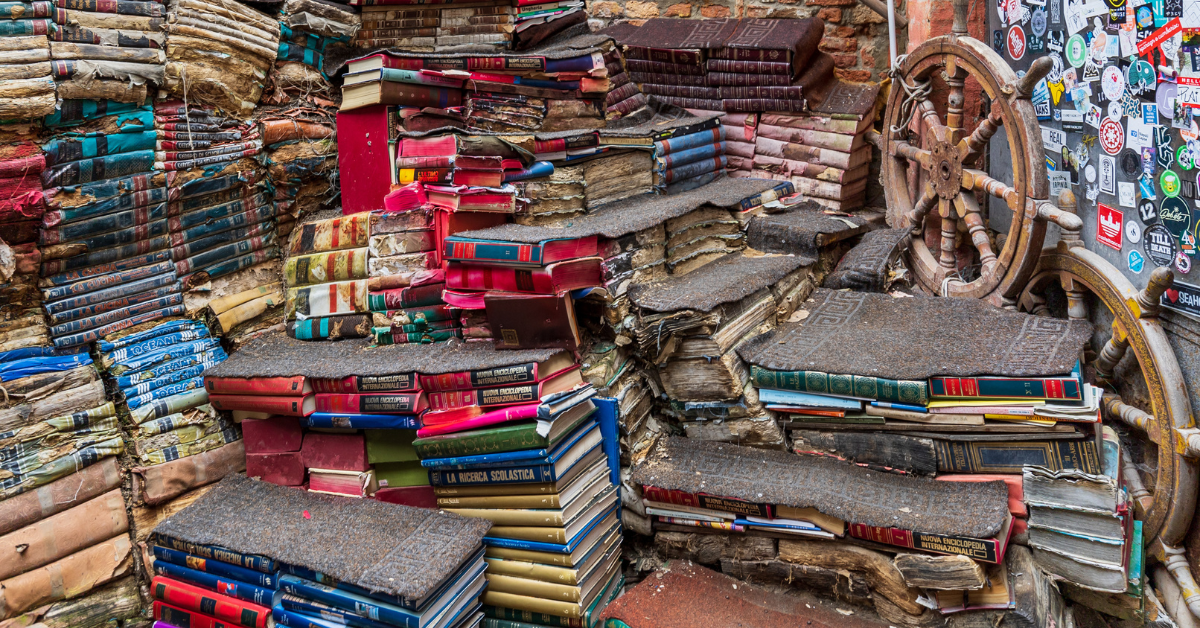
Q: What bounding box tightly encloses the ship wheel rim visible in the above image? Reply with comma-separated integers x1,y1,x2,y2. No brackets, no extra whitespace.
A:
882,37,1049,304
1019,247,1198,559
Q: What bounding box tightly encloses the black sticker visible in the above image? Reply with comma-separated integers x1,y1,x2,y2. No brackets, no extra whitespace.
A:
995,30,1005,52
1161,281,1200,315
1160,196,1193,237
1165,0,1183,17
1139,198,1159,224
1145,224,1178,266
1121,149,1143,176
1156,126,1175,170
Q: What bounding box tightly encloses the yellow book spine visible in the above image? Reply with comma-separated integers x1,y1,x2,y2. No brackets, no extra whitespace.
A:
484,573,581,602
436,494,561,509
487,525,566,544
485,558,579,585
481,591,582,619
433,483,556,497
484,546,573,567
443,507,564,527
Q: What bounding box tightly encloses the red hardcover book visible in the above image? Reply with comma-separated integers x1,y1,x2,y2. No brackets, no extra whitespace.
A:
345,52,545,73
338,104,398,215
204,376,311,396
418,350,573,392
456,155,504,169
151,576,270,628
314,392,429,414
208,394,316,417
241,416,304,454
533,133,599,154
153,601,233,628
486,292,581,350
370,281,445,309
442,235,599,266
446,257,602,294
641,485,774,518
383,182,428,212
401,135,458,156
396,156,453,169
425,366,582,413
452,169,504,187
425,186,517,213
398,168,453,185
432,209,508,266
246,452,306,485
312,372,420,393
300,432,369,472
847,514,1013,564
374,485,437,508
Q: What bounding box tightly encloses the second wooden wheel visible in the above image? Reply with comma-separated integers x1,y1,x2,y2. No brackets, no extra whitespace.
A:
881,28,1057,306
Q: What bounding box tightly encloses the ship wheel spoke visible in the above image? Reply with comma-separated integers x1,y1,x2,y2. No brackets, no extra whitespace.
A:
904,181,939,232
959,109,1004,165
917,101,950,143
945,65,968,140
954,192,998,267
938,199,958,271
892,141,933,169
964,168,1020,210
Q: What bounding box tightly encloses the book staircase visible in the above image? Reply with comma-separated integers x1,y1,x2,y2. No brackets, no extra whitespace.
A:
0,0,1193,626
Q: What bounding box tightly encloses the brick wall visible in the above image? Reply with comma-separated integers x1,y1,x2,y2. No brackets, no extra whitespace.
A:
586,0,904,82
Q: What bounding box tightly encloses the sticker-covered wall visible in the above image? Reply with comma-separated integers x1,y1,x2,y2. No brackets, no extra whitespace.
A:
988,0,1200,320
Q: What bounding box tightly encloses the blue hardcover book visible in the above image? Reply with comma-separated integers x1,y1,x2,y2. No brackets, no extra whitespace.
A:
305,412,420,430
279,559,486,628
428,440,602,487
756,388,864,410
98,319,205,353
503,161,554,183
0,347,84,363
280,549,486,613
152,545,277,587
273,605,349,628
116,344,224,383
483,506,619,554
119,354,224,393
153,534,277,573
591,397,620,488
125,375,206,409
278,595,396,628
0,353,93,382
152,561,277,606
422,420,598,470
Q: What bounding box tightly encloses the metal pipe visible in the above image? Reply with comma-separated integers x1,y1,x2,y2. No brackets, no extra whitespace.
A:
886,0,897,66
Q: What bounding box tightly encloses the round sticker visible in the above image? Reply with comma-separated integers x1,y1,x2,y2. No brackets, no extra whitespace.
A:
1162,170,1182,197
1032,9,1047,36
1126,60,1156,95
1145,224,1178,266
1160,196,1192,237
1066,34,1087,68
1007,25,1027,60
1047,54,1064,83
1159,83,1181,121
1127,220,1143,244
1177,251,1192,274
1085,163,1098,183
1179,146,1195,170
1139,199,1159,225
1102,66,1125,101
1136,4,1154,27
1100,117,1125,155
1129,250,1146,273
1108,100,1123,121
1120,149,1142,176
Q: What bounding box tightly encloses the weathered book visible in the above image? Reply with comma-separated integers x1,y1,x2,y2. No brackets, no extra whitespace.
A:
446,257,601,294
930,369,1083,401
629,71,707,87
935,440,1100,474
152,535,278,574
486,293,580,351
624,59,707,76
713,17,823,71
652,95,723,110
287,314,373,341
639,84,721,99
706,59,793,74
623,46,703,66
205,376,311,397
367,282,444,311
287,213,370,256
443,234,598,266
893,553,988,590
284,248,369,286
413,403,594,459
419,351,573,392
750,366,929,406
707,72,793,87
426,366,582,412
208,394,316,417
313,392,428,414
850,514,1014,564
151,576,269,628
286,279,369,319
312,372,419,394
724,98,807,113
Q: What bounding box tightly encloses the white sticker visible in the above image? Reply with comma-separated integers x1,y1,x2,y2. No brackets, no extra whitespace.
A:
1119,28,1138,56
1042,125,1067,152
1108,99,1123,120
1119,181,1137,206
1102,65,1126,100
1086,103,1103,128
1100,155,1116,193
1104,32,1121,57
1085,163,1098,183
1127,120,1154,149
1049,170,1073,198
1127,220,1143,243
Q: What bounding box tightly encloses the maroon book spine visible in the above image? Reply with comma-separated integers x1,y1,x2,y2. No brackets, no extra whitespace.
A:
719,85,804,99
707,72,793,86
706,59,793,75
640,84,721,99
624,46,703,66
629,72,708,87
605,82,640,105
654,95,723,110
723,98,807,112
608,93,647,115
300,432,369,471
711,47,792,62
624,59,706,76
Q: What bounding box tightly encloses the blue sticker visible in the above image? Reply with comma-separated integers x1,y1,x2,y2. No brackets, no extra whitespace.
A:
1047,156,1057,170
1129,250,1146,273
1144,104,1159,125
1140,173,1158,200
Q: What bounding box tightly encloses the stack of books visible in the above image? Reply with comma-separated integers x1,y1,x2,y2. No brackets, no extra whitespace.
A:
47,0,161,104
242,413,307,486
276,0,358,81
651,119,726,194
281,213,376,340
622,21,731,112
513,0,582,41
260,112,338,239
686,109,757,176
512,164,585,225
0,398,123,501
751,109,875,210
355,2,514,50
0,239,49,352
149,537,276,628
0,32,55,119
0,133,46,249
98,319,237,466
413,378,624,627
708,18,824,113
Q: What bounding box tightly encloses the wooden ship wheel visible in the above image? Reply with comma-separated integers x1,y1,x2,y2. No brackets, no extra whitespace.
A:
877,0,1080,306
1018,192,1200,610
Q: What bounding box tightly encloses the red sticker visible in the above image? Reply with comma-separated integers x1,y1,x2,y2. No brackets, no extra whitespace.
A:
1008,25,1027,60
1098,204,1124,250
1100,117,1125,155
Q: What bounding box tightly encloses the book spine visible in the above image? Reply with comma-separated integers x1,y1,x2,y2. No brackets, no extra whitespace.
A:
419,363,538,392
928,377,1081,400
204,377,307,396
151,577,269,628
311,373,418,393
653,95,723,110
654,128,723,156
314,392,422,413
276,598,394,628
394,156,453,169
604,81,640,106
483,606,582,628
430,462,555,486
639,83,721,99
208,394,311,416
367,282,445,310
358,26,437,37
711,47,789,62
397,167,452,185
641,485,772,518
628,71,707,87
609,93,647,116
934,440,1100,474
623,59,706,76
379,69,461,89
288,214,370,256
749,366,930,406
304,413,420,429
719,85,805,99
153,602,227,628
413,425,538,458
707,72,793,86
426,381,540,410
847,523,1000,563
706,59,793,74
446,264,545,293
279,578,418,628
656,142,724,171
444,240,543,264
662,156,725,184
153,562,275,606
152,546,275,587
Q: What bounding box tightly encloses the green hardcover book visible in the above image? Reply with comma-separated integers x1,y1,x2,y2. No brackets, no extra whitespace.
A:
412,406,594,459
374,460,430,488
750,365,929,406
366,429,420,464
1128,519,1143,599
933,440,1100,474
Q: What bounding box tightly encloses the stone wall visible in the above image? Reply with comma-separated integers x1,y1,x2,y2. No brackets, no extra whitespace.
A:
585,0,903,82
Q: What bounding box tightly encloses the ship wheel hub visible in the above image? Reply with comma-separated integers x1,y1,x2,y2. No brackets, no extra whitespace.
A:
931,141,963,200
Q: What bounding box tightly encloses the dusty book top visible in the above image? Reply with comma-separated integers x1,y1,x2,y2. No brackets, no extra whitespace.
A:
822,228,911,293
632,436,1010,539
154,475,491,598
746,202,870,257
204,333,562,379
630,251,809,313
738,289,1090,380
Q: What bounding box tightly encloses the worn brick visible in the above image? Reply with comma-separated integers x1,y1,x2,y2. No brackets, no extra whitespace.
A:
835,68,872,81
848,3,887,23
624,0,659,17
663,2,693,15
830,52,858,68
816,7,842,21
746,5,770,16
819,35,857,52
808,0,856,7
833,25,857,37
699,3,730,16
589,0,624,16
860,43,877,65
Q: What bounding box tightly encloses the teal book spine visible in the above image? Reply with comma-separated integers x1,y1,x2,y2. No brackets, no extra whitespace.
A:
750,365,929,406
928,376,1082,401
444,239,545,265
933,440,1100,474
